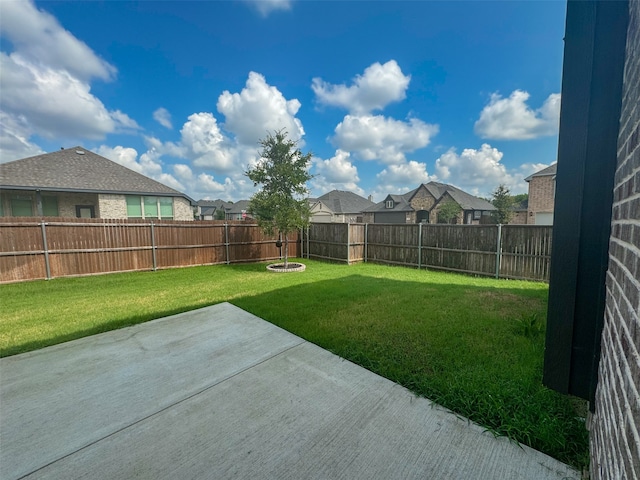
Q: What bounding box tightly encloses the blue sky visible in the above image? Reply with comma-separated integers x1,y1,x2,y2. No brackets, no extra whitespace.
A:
0,0,566,201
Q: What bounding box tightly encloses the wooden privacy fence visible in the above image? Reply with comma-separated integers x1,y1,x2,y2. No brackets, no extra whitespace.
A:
303,223,553,281
0,218,299,283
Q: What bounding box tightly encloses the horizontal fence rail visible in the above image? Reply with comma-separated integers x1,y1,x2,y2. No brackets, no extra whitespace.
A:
1,218,551,283
0,218,299,283
303,223,552,282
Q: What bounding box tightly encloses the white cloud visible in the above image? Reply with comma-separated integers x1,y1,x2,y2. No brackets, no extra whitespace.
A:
246,0,292,16
313,60,410,114
0,1,139,147
95,145,185,192
333,115,438,164
375,161,435,195
217,71,304,145
474,90,561,140
310,150,364,196
153,108,173,129
0,111,44,162
0,53,139,140
313,150,359,184
0,0,116,82
433,143,535,195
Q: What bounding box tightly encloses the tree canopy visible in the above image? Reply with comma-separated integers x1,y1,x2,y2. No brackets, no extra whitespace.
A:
491,184,515,224
246,131,313,265
437,201,462,224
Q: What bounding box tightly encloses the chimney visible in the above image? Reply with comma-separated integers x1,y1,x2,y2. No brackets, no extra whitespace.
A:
368,195,373,202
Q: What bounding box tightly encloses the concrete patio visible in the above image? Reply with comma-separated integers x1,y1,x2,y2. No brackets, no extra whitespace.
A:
1,303,579,479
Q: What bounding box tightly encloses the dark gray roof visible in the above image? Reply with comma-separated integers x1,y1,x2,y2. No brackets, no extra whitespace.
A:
0,147,193,202
364,193,414,213
425,182,495,211
366,182,495,213
317,190,375,214
197,199,232,212
525,163,557,182
227,200,251,214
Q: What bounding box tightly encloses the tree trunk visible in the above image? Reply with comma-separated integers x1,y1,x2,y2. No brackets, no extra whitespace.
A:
284,235,289,268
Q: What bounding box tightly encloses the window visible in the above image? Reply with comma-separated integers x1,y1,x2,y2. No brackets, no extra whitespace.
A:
473,210,482,220
42,196,58,217
11,195,33,216
126,196,174,219
126,196,143,218
143,196,158,218
159,197,173,219
76,206,95,218
385,200,394,209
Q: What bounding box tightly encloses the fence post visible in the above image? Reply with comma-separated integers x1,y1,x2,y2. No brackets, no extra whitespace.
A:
495,223,503,279
346,223,351,264
364,223,368,262
299,228,304,258
418,223,422,270
224,223,230,264
40,221,51,280
150,221,157,271
306,226,310,259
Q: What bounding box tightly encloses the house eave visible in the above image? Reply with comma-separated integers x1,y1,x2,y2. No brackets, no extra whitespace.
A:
0,185,196,205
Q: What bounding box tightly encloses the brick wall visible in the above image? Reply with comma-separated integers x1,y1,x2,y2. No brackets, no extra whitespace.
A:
527,175,555,223
590,0,640,478
174,197,195,221
57,193,99,217
98,194,126,219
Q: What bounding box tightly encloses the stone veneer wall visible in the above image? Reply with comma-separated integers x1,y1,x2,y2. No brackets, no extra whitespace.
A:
98,194,127,219
590,1,640,478
56,193,99,218
173,197,195,221
527,175,555,223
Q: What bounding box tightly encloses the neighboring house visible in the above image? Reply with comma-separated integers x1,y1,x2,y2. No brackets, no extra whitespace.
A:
309,190,375,223
524,164,556,225
225,200,253,220
196,199,232,220
0,147,195,220
509,198,529,225
363,182,495,224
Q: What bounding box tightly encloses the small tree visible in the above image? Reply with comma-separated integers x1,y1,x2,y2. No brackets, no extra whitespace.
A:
246,131,312,268
491,184,514,224
437,201,462,224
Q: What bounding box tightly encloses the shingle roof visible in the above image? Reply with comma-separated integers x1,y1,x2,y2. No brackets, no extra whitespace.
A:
525,163,557,182
317,190,375,214
227,200,251,214
426,182,496,211
366,182,495,212
0,147,192,201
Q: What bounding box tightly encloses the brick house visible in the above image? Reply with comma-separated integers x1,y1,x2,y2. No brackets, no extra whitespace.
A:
542,1,639,479
363,182,495,224
525,164,557,225
0,147,195,220
309,190,375,223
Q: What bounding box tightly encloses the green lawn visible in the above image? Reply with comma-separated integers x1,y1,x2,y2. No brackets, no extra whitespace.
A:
0,260,588,469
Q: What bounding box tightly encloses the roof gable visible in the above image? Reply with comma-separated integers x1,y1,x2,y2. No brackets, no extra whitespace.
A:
525,163,557,182
1,147,191,201
317,190,375,213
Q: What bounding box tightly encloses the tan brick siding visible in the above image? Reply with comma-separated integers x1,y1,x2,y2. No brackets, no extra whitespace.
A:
56,193,99,217
527,176,555,223
173,197,195,221
98,194,127,219
590,2,640,478
509,211,528,224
